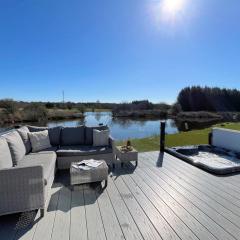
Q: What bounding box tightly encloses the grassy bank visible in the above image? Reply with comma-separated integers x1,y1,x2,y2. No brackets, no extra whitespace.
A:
116,122,240,152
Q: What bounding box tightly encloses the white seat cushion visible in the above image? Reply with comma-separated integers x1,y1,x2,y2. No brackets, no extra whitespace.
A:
20,152,56,184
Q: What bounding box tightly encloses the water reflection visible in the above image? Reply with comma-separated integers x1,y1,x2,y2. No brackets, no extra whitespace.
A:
94,112,102,122
174,119,220,132
0,112,222,140
47,112,177,140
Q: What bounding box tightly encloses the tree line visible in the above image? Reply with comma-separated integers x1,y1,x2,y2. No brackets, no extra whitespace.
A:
1,86,240,125
177,86,240,112
0,99,172,124
112,100,171,113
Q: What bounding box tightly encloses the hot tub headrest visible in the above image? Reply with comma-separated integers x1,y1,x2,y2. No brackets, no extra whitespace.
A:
212,128,240,152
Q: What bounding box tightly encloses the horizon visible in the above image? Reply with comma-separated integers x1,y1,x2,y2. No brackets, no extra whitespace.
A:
2,84,240,105
1,0,240,104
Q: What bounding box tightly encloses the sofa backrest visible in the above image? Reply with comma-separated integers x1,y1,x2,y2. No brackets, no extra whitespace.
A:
3,131,26,166
26,125,109,147
212,128,240,152
27,125,62,146
60,126,85,146
0,137,13,169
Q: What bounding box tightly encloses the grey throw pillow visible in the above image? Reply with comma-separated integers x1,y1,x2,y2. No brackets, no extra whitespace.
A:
0,137,13,169
93,129,109,147
4,131,26,166
28,130,52,152
17,126,32,153
85,126,108,145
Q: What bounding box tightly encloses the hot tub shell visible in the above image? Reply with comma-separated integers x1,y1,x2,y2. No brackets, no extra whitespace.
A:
166,128,240,175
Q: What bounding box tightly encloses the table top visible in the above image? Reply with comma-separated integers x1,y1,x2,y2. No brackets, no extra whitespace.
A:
115,146,138,154
70,160,108,172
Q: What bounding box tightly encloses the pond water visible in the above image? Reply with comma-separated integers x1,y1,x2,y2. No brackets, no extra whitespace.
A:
0,112,220,140
47,112,178,140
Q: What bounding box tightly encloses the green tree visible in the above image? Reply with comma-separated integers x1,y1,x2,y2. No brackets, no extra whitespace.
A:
177,86,240,112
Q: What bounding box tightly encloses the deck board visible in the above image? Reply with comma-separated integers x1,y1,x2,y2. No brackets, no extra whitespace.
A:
141,153,240,227
121,174,182,240
128,169,217,240
84,188,106,240
138,156,236,240
150,152,240,204
113,176,161,240
51,186,71,240
135,166,231,240
33,185,60,240
96,185,125,240
166,155,240,203
158,160,240,223
70,189,88,240
2,151,240,240
106,176,144,240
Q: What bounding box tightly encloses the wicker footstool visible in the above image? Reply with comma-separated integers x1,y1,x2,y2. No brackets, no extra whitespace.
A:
70,160,108,189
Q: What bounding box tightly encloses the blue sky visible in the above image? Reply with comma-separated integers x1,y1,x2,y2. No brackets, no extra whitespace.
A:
0,0,240,103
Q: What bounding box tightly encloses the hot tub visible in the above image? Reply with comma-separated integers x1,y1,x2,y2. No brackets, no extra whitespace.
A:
166,145,240,175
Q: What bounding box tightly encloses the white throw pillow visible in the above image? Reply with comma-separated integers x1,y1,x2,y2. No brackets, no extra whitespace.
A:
93,129,109,147
28,130,52,152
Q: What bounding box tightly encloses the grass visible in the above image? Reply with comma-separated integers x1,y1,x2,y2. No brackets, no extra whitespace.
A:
116,122,240,152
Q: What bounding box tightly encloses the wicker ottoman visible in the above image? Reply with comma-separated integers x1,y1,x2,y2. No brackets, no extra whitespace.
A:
70,160,108,189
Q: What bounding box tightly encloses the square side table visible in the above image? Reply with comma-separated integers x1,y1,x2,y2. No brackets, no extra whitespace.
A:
114,146,138,168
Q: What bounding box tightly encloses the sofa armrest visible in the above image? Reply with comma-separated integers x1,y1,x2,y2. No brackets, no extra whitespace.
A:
0,165,45,215
109,136,115,149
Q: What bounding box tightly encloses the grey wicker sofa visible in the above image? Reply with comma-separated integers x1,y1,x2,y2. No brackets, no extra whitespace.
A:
0,125,115,218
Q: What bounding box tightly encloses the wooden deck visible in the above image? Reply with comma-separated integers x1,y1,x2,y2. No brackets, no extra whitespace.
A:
2,151,240,240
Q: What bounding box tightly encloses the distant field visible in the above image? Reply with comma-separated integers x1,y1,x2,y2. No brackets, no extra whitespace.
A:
116,122,240,152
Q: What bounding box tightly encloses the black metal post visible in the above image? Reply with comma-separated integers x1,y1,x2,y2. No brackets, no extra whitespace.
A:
208,132,212,145
160,121,166,152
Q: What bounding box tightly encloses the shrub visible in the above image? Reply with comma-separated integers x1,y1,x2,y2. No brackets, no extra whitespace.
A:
77,105,86,114
0,99,19,123
23,103,48,122
177,111,221,119
0,99,18,115
170,103,182,115
45,102,55,109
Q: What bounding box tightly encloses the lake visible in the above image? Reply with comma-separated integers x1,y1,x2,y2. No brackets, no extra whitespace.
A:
47,112,178,140
0,112,220,140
